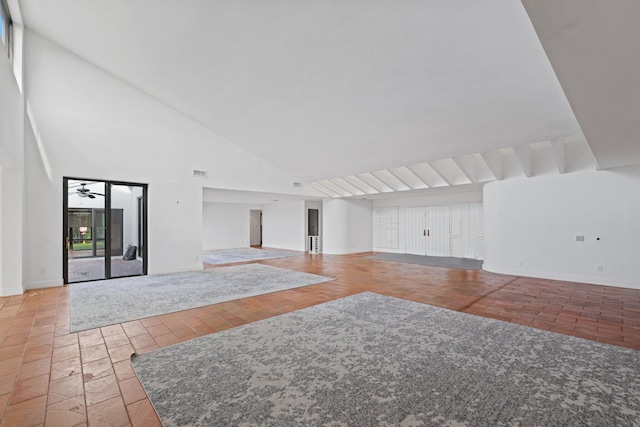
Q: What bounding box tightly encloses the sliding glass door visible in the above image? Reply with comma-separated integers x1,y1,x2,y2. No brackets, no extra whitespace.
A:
63,178,148,283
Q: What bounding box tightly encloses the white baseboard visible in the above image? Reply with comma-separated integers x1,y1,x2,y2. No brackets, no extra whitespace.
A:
24,279,64,291
372,248,403,254
322,249,373,255
1,284,25,296
482,263,640,290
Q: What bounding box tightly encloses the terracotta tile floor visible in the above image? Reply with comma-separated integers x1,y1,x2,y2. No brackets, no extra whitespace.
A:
1,252,640,426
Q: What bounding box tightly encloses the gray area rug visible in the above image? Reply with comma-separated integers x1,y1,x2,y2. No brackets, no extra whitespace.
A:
69,264,333,332
133,292,640,426
202,247,297,265
367,253,484,269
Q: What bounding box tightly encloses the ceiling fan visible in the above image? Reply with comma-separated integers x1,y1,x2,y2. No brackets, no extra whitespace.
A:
73,183,105,199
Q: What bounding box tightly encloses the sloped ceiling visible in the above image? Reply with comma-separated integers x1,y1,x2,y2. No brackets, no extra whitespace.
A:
18,0,583,184
522,0,640,171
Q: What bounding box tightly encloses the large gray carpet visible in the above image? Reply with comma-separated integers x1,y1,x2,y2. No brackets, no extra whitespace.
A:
202,247,297,265
367,253,484,270
69,264,333,332
133,292,640,427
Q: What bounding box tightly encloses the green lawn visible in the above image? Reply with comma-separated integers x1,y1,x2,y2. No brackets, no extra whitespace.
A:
71,241,105,250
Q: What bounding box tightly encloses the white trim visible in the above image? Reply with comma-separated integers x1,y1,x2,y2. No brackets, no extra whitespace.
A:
23,279,64,290
1,284,24,296
482,264,640,290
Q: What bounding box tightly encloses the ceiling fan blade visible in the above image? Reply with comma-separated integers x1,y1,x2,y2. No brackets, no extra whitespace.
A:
88,194,96,199
90,192,105,196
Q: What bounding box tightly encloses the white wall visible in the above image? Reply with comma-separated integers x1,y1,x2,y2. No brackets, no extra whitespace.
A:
1,168,25,296
0,36,25,296
262,201,306,251
322,199,373,254
484,166,640,289
202,203,253,250
20,30,320,289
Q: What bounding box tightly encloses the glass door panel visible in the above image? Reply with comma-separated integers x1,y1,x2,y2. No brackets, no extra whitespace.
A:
66,180,106,282
110,184,144,279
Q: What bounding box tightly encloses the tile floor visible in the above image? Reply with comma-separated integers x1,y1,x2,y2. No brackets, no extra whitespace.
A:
68,258,144,284
1,252,639,426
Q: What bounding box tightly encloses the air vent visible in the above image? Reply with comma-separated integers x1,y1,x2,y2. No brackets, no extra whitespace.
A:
576,235,585,242
193,170,208,178
293,182,302,187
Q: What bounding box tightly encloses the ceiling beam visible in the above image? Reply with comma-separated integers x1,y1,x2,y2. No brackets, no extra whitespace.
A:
356,172,393,193
407,163,447,187
392,166,429,189
371,170,409,191
513,145,533,177
309,182,340,198
480,150,503,180
550,138,566,174
343,175,380,194
427,161,454,186
318,180,355,197
386,168,417,190
452,155,477,183
329,178,365,196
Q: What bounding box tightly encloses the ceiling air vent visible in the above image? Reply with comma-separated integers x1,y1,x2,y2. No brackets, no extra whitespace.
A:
193,169,208,178
293,182,302,187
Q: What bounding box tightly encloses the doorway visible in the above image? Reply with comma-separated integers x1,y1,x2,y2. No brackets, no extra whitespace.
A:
308,209,319,236
63,178,148,283
249,210,262,247
405,206,450,257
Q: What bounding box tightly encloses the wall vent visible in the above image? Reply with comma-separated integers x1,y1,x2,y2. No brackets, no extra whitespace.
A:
193,169,208,178
576,235,585,242
293,182,302,187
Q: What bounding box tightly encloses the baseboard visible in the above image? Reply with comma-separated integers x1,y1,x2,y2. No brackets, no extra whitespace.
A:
322,249,373,255
24,279,64,291
482,264,640,290
372,248,403,254
1,284,25,296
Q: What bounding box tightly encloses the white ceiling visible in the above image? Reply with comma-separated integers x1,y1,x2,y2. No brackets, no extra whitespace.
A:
522,0,640,171
17,0,585,183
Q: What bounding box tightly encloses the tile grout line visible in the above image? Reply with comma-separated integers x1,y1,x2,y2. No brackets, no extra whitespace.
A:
456,276,522,313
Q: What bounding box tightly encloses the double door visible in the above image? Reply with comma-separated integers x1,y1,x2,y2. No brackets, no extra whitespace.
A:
405,206,450,256
63,177,147,283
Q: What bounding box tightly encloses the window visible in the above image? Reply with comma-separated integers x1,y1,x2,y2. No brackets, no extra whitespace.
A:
0,0,12,57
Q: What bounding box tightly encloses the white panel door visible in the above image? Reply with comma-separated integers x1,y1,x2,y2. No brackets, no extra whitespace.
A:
449,204,464,258
469,202,484,260
374,207,399,249
425,205,450,256
405,207,426,255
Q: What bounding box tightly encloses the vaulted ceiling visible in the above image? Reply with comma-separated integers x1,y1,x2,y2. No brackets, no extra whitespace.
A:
13,0,640,197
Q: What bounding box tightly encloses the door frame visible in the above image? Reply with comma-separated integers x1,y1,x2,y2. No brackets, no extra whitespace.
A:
63,177,148,284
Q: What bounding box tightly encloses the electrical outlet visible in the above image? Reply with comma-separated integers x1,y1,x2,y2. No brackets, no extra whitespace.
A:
517,260,523,267
596,265,603,272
